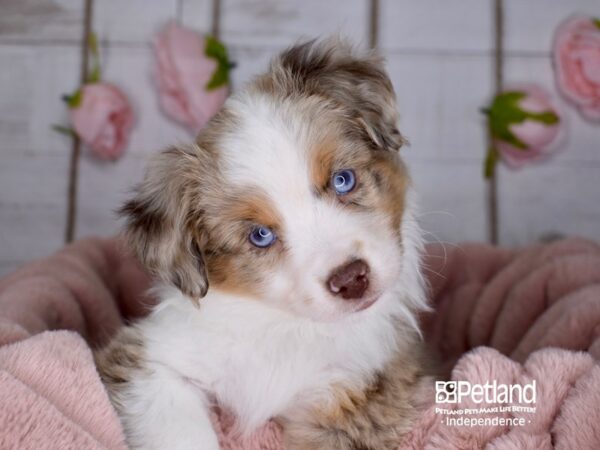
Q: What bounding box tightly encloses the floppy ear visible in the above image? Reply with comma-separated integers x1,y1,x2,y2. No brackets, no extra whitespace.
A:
276,38,406,151
119,147,208,303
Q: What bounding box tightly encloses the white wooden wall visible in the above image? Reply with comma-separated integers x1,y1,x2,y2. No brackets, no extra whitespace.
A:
0,0,599,277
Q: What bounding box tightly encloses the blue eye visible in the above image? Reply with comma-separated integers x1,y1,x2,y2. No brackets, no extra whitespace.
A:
249,225,277,248
331,169,356,195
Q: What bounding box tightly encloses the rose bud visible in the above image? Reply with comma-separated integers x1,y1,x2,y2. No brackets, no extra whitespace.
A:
484,85,564,175
553,16,600,122
154,22,231,132
68,83,134,161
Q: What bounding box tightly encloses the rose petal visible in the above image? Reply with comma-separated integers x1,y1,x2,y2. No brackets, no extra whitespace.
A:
153,21,229,132
510,121,560,149
578,48,600,85
553,16,600,122
69,83,134,160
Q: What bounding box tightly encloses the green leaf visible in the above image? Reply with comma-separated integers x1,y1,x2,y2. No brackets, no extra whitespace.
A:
205,35,228,62
487,92,528,149
529,111,559,125
63,89,83,108
593,18,600,29
205,35,232,90
88,32,99,57
206,64,229,90
486,90,560,152
86,31,101,83
484,146,499,179
52,124,76,137
88,63,101,83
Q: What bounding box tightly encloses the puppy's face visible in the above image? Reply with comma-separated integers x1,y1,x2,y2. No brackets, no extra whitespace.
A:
123,40,411,321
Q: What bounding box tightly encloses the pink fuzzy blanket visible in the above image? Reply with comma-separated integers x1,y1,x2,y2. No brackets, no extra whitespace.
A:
1,237,600,449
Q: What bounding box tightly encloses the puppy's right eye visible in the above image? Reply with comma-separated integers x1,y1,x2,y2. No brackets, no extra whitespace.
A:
331,169,356,195
249,225,277,248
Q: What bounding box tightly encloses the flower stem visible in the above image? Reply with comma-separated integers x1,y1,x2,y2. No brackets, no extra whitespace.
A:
484,146,499,179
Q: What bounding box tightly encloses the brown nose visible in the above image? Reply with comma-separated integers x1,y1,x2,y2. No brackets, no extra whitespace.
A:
326,259,370,300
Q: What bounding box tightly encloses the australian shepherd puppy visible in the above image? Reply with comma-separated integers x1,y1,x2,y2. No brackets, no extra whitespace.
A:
95,39,432,450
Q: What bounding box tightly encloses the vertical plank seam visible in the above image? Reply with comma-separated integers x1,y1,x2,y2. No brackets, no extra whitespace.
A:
369,0,379,49
175,0,183,23
487,0,503,244
212,0,222,39
65,0,94,243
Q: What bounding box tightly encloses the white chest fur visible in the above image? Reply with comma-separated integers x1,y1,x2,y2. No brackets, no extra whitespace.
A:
138,287,410,432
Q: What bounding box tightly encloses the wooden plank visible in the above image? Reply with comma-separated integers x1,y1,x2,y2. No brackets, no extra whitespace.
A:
219,0,369,48
406,159,488,243
93,0,178,44
0,204,67,262
386,53,494,160
498,164,600,245
379,0,494,52
504,0,600,54
75,154,148,239
0,156,69,206
0,155,68,263
30,45,81,155
0,46,33,154
0,0,83,44
0,45,79,156
180,0,215,32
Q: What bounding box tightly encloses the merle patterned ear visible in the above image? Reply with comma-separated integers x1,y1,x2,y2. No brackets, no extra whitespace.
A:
120,147,208,303
277,38,406,152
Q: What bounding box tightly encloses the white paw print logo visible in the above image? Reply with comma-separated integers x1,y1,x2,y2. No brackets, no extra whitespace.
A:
436,381,458,403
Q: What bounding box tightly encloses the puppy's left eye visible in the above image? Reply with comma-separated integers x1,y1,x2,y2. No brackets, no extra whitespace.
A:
249,225,277,248
331,169,356,195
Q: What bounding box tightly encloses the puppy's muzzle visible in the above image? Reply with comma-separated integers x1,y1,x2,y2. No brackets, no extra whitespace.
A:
326,259,370,300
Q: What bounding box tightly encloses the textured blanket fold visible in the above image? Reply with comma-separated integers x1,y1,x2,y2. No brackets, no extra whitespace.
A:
1,237,599,449
423,237,600,371
0,331,126,450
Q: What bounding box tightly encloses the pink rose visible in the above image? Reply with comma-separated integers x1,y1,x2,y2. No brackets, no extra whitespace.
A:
485,85,564,174
154,22,230,132
69,83,134,160
553,16,600,121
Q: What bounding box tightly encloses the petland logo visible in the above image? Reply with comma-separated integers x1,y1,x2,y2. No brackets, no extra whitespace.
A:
436,380,537,404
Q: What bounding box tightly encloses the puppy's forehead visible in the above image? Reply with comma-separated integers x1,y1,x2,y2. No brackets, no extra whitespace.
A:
220,94,318,201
